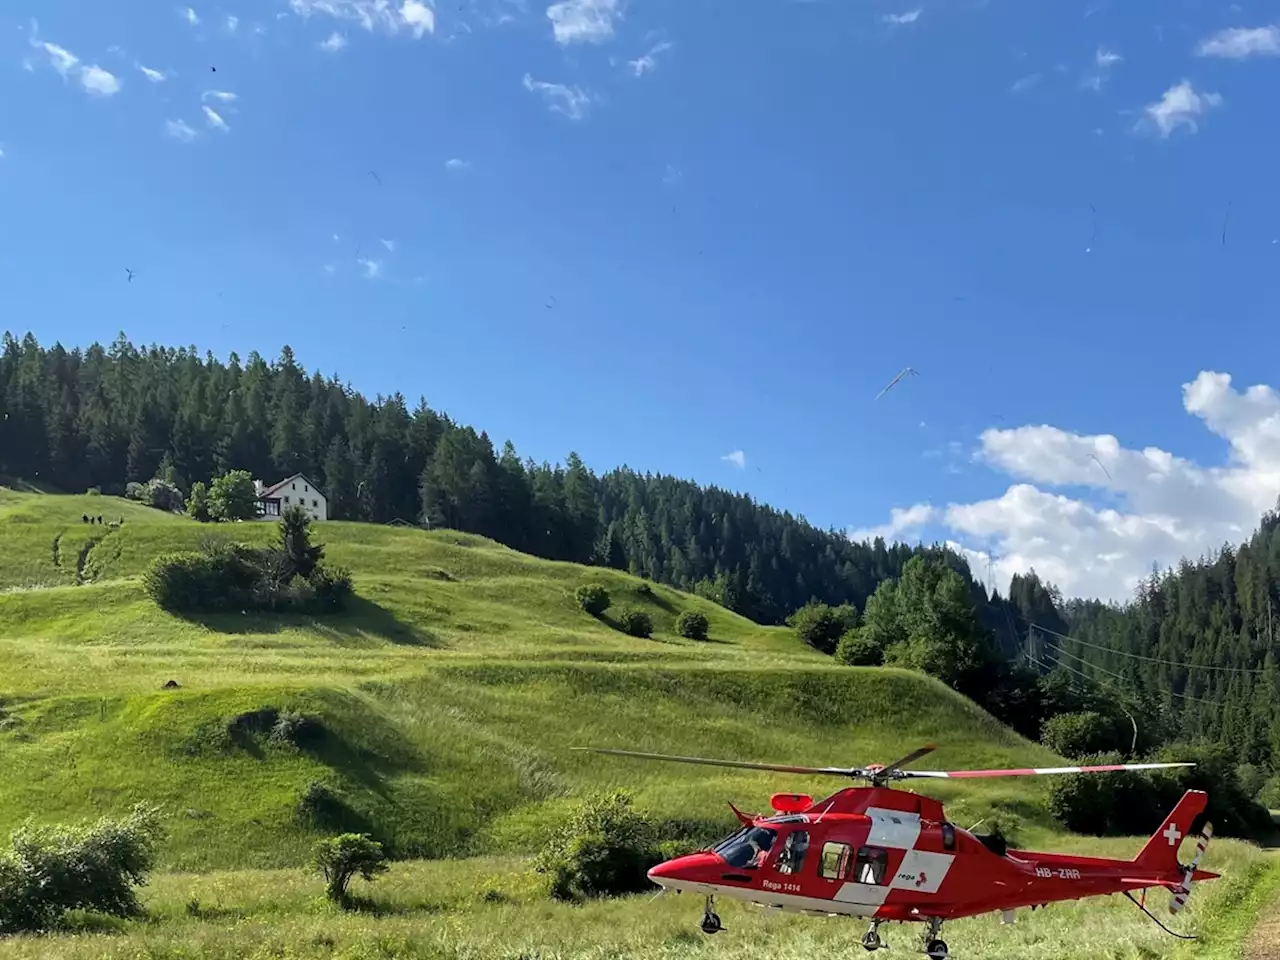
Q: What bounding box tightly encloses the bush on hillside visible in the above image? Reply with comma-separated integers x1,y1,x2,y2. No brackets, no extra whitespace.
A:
271,710,325,747
675,610,709,640
616,607,653,638
1146,742,1273,838
143,516,352,616
1047,752,1162,836
787,600,860,655
835,629,884,666
186,480,212,522
312,833,389,905
1236,763,1266,802
535,791,660,902
1041,711,1125,759
575,584,611,617
1258,775,1280,810
0,803,164,934
146,478,185,513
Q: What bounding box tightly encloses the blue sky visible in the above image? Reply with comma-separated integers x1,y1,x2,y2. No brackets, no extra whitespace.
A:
4,0,1280,601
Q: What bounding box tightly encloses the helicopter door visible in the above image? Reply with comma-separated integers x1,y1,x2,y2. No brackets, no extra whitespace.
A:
853,846,889,885
818,842,853,882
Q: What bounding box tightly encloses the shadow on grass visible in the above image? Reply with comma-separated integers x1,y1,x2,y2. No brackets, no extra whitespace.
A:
340,894,448,917
187,594,442,648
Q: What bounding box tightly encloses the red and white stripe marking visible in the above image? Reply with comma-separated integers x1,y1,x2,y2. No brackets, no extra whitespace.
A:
905,762,1194,780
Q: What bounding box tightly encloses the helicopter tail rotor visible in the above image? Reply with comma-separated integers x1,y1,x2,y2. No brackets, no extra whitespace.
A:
1169,822,1214,916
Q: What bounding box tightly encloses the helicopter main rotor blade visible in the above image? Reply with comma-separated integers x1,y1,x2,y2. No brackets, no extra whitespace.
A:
879,744,937,774
898,761,1196,780
577,748,859,777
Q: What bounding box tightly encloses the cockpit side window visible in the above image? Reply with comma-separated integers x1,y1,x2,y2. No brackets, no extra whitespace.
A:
941,823,956,851
714,826,777,869
774,830,810,875
854,846,888,885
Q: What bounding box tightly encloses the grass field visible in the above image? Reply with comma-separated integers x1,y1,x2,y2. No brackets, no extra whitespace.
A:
1,486,1277,958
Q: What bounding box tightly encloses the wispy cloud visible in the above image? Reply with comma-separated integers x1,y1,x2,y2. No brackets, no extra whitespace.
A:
324,264,337,273
182,7,200,25
547,0,619,44
79,65,121,97
0,146,6,160
1140,79,1222,137
522,73,593,119
720,449,746,469
881,9,921,24
226,14,239,32
202,105,230,132
137,63,168,82
288,0,435,38
444,157,470,171
628,40,672,77
357,258,383,279
380,238,396,252
1010,72,1042,93
320,31,348,51
1082,45,1122,91
1196,25,1280,59
166,119,199,143
202,89,237,102
37,41,79,77
848,503,936,544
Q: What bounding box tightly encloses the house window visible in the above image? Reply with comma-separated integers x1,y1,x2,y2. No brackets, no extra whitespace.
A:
284,496,290,504
312,499,318,508
774,830,809,876
819,842,852,880
853,847,888,885
304,484,309,492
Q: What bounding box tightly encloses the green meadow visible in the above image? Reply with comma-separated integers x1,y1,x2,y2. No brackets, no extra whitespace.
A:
1,487,1275,958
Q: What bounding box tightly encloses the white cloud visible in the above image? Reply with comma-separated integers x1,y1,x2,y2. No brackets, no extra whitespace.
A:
547,0,619,44
183,7,200,25
166,119,199,142
380,238,396,252
522,73,593,119
444,157,470,171
203,105,230,131
358,258,383,279
202,89,238,102
401,0,435,36
320,31,348,51
849,504,937,544
721,450,746,469
288,0,435,38
0,146,5,160
1196,25,1280,59
1010,72,1041,93
37,41,80,77
137,63,167,82
628,40,671,76
324,263,337,273
1140,80,1222,138
332,232,341,241
1096,46,1123,67
226,14,240,32
79,65,121,97
852,370,1280,603
1082,45,1123,92
881,9,921,24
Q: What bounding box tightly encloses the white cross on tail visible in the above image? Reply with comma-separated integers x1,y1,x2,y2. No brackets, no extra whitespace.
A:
1163,824,1182,847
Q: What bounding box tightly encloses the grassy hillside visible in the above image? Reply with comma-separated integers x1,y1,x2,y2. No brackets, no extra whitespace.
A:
1,487,1275,958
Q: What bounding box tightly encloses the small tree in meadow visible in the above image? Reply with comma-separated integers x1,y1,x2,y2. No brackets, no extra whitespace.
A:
186,480,212,522
575,584,611,618
312,833,389,906
208,470,259,522
675,610,709,640
616,607,653,638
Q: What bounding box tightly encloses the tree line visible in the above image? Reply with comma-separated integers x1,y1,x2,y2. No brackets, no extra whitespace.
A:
0,332,999,627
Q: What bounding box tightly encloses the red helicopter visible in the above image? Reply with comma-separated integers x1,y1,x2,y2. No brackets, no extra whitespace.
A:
580,745,1217,959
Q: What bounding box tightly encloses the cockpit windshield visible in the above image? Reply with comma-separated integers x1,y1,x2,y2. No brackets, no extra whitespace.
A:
713,825,778,868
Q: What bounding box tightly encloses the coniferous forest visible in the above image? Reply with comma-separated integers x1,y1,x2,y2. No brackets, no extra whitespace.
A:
4,332,1280,815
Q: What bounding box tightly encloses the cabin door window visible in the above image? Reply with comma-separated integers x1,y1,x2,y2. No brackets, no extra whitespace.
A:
854,846,889,885
774,830,809,876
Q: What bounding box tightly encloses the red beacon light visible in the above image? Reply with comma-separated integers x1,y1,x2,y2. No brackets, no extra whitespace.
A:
770,793,813,814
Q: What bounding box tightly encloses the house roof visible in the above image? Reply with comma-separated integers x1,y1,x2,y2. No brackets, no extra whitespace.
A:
257,473,324,500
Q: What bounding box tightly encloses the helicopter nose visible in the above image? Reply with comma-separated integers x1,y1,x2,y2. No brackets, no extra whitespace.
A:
648,852,722,888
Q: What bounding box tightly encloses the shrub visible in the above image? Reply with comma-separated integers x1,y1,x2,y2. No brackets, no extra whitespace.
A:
208,470,259,522
312,834,389,905
1236,762,1266,801
186,480,212,523
835,629,884,666
1258,775,1280,810
146,479,185,513
86,487,101,496
675,610,709,641
297,781,358,831
0,803,164,934
124,482,146,502
575,584,611,617
616,607,653,638
279,505,325,579
1041,711,1125,759
787,601,860,655
308,565,353,613
1047,751,1165,837
535,791,660,901
1147,742,1273,838
271,711,325,747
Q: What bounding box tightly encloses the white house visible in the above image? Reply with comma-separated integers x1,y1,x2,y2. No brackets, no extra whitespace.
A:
254,473,328,522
